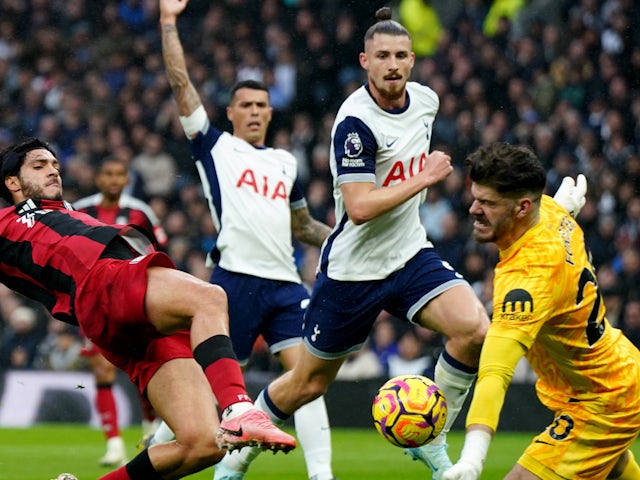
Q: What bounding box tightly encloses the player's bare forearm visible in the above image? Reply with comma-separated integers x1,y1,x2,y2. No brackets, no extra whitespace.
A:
291,208,332,248
342,175,432,224
160,23,202,117
342,150,452,224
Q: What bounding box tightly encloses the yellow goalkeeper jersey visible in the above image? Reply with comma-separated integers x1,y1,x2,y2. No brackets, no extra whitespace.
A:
467,195,640,430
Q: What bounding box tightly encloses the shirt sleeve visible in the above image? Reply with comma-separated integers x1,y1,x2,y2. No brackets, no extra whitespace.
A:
333,115,378,183
290,179,308,210
465,333,527,431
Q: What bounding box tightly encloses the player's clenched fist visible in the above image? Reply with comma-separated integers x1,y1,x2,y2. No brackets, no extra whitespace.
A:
421,150,453,186
159,0,189,21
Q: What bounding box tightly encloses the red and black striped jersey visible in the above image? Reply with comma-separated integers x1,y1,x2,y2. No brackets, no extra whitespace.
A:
73,193,167,246
0,199,153,325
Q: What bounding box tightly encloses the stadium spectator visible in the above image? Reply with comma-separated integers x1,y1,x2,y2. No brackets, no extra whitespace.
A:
73,156,168,467
151,2,335,480
370,314,400,376
483,0,527,38
622,298,640,350
130,132,177,202
598,262,627,328
333,10,363,91
398,0,443,58
335,339,384,381
419,184,453,242
617,247,640,303
387,328,434,379
0,137,296,480
587,213,620,268
432,210,467,271
35,320,85,372
459,247,495,298
0,305,44,370
445,141,640,480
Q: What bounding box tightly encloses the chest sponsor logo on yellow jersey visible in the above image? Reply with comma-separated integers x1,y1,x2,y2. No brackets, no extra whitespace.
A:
500,288,534,321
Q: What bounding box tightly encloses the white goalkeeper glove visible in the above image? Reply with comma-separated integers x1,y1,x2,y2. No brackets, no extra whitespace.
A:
552,174,587,218
442,460,482,480
442,429,491,480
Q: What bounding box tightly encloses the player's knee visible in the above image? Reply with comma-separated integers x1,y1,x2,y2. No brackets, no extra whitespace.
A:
462,323,487,360
463,303,490,347
444,310,488,366
208,283,228,307
192,282,228,311
173,429,225,467
470,314,489,347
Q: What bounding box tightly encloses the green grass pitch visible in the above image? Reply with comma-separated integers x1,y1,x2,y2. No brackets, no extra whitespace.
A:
1,425,638,479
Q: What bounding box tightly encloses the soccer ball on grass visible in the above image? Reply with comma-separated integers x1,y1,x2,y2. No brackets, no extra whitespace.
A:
372,374,447,448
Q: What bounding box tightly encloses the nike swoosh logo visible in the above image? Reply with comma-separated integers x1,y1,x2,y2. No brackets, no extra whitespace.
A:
220,426,244,437
534,439,554,446
386,139,398,148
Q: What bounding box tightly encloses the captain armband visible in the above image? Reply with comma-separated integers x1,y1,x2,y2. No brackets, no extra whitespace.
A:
179,105,209,138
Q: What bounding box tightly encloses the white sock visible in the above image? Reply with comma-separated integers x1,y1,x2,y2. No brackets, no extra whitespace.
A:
294,396,333,480
222,400,253,420
149,420,175,446
217,445,262,474
432,351,476,445
141,418,161,437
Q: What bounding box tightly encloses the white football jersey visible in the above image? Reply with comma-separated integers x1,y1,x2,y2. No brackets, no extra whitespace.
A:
188,125,305,283
322,82,439,280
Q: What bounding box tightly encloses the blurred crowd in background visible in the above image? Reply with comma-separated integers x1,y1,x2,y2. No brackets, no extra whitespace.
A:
1,0,640,385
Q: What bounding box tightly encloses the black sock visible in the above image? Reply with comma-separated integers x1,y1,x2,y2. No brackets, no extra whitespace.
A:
125,449,164,480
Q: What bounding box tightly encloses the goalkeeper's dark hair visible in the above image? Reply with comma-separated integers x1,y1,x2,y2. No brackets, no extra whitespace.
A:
364,6,410,47
0,137,56,203
465,142,546,200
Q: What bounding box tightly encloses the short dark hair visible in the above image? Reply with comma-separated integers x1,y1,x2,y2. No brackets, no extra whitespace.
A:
230,80,269,102
0,137,56,203
364,6,410,46
465,142,546,199
97,156,127,173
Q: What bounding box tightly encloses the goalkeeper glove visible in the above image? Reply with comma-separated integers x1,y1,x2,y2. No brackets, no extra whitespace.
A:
442,429,491,480
553,174,587,218
442,460,482,480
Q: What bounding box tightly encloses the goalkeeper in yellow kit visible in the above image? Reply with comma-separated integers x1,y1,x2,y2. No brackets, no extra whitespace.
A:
444,142,640,480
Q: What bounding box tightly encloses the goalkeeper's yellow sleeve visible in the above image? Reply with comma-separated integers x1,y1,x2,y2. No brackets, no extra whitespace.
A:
465,333,528,431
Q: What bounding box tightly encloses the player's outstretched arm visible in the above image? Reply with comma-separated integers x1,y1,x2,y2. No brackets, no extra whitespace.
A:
159,0,203,118
552,174,587,218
